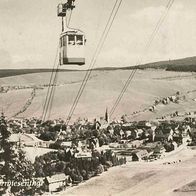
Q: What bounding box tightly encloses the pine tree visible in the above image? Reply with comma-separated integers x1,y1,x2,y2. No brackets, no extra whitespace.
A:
0,114,38,195
0,112,11,194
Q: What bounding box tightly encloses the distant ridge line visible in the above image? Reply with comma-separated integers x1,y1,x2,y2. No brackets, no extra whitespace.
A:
0,69,80,78
1,55,196,77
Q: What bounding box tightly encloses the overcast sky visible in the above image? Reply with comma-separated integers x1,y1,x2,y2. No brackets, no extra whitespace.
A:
0,0,196,69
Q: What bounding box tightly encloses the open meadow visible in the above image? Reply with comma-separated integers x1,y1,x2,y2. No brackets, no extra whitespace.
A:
1,69,196,122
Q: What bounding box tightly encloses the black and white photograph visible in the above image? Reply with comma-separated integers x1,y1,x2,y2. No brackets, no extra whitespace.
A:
1,0,196,195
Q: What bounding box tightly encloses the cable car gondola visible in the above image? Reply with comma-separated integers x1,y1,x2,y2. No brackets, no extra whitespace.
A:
59,30,85,65
57,1,86,66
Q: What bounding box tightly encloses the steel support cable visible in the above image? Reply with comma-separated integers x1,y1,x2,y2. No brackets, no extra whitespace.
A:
67,0,123,121
110,0,175,117
43,9,75,122
110,0,172,116
42,63,60,122
65,0,120,124
66,0,123,125
109,69,136,116
41,43,60,122
88,0,123,70
47,65,60,120
110,0,174,117
42,65,60,121
42,7,73,121
109,0,175,117
42,63,59,121
73,0,124,120
143,0,174,53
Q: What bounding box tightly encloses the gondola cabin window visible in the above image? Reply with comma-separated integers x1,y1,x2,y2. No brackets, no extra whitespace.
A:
68,35,75,45
76,35,83,45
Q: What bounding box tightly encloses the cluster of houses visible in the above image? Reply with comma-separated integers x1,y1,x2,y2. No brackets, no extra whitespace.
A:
1,108,196,193
4,110,195,156
128,92,183,118
155,91,181,105
8,133,54,148
108,119,192,161
158,110,196,121
149,92,180,113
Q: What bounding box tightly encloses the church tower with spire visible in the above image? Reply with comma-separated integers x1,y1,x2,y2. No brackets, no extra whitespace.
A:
105,107,109,124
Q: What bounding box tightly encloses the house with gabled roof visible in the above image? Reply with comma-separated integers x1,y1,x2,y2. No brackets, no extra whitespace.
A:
44,173,69,193
132,150,149,161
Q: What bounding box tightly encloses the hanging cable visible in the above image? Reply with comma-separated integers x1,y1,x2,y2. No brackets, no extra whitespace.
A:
47,64,60,120
43,8,73,121
66,0,123,125
41,43,60,122
109,69,136,116
42,5,74,122
65,0,121,124
109,0,175,117
42,64,60,122
42,65,59,122
110,0,175,117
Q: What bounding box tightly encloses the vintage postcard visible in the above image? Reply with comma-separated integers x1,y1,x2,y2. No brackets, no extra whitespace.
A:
0,0,196,195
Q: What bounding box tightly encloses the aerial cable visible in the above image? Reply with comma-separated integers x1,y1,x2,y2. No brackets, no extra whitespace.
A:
66,0,123,125
41,59,59,122
65,0,121,124
42,67,59,122
143,0,174,54
91,0,123,66
42,65,59,121
42,63,60,122
41,43,59,122
47,65,60,120
110,0,173,116
42,0,77,122
41,1,73,122
109,69,136,116
110,0,175,117
65,0,123,125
